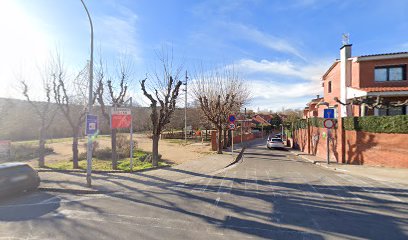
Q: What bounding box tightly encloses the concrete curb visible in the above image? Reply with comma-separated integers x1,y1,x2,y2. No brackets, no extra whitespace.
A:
36,165,171,174
38,187,113,194
287,149,349,172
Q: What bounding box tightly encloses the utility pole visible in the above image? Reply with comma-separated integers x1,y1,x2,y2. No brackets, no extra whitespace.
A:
184,71,188,143
80,0,94,187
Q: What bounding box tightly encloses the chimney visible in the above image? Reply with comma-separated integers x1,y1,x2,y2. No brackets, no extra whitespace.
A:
316,94,320,99
340,43,352,117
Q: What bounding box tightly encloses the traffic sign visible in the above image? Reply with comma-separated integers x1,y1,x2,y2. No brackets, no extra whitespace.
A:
228,114,236,123
323,119,335,129
229,123,236,130
324,109,335,119
111,108,132,129
86,114,98,135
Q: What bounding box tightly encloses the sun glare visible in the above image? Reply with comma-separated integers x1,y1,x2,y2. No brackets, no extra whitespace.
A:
0,0,50,98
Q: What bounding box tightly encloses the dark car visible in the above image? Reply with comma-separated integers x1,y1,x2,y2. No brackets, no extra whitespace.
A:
0,162,40,198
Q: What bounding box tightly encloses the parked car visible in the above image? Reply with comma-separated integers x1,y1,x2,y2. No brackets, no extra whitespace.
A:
267,137,285,149
0,162,40,198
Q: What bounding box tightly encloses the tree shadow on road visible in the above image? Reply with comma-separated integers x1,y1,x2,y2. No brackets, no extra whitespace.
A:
2,151,408,239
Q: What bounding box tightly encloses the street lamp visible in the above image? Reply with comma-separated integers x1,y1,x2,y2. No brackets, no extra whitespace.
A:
80,0,94,187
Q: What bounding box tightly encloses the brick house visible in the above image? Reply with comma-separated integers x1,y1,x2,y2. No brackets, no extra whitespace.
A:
304,44,408,118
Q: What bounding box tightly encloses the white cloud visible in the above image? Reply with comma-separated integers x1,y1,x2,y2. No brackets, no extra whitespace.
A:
95,7,140,61
233,58,331,82
228,58,332,110
224,23,305,59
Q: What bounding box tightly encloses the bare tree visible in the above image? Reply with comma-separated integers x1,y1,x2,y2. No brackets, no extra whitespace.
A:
94,58,130,169
141,51,183,167
20,71,57,167
52,56,93,168
193,67,249,154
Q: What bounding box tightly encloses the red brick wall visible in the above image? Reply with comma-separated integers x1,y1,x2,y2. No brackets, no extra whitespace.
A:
359,58,408,88
345,130,408,168
293,127,408,168
293,127,341,162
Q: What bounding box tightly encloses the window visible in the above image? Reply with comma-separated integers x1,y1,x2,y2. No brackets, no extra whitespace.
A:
328,81,332,93
375,65,406,82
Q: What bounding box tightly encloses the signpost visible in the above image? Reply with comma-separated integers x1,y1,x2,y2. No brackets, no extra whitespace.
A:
228,114,236,123
323,118,335,164
229,122,236,155
324,109,335,119
86,114,98,135
111,108,132,129
111,100,134,170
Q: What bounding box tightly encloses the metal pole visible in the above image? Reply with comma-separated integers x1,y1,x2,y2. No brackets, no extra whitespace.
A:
81,0,93,187
184,71,188,143
240,121,243,144
327,128,330,164
231,130,234,155
130,97,133,171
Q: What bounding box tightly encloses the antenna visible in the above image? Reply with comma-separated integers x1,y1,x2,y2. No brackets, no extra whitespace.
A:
342,33,350,45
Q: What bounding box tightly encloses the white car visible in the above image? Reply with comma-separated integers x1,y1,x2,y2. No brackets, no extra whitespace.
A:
267,138,285,149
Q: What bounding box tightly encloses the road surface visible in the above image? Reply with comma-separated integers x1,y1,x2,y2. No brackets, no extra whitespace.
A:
1,142,407,239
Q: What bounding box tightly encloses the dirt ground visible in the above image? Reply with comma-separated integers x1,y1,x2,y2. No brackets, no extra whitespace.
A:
26,133,213,167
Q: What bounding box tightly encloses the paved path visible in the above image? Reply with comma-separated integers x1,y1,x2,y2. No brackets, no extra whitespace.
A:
1,142,407,239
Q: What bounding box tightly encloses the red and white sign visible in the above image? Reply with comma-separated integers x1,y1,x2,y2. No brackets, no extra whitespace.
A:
111,108,132,129
323,119,335,129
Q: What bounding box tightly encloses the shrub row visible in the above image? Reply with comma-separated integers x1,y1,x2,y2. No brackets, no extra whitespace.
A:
293,118,337,129
343,115,408,133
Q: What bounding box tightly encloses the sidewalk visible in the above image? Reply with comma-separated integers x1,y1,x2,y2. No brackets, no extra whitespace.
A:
288,148,408,185
38,151,236,194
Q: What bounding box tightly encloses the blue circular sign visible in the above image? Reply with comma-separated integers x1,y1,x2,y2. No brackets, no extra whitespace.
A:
229,115,236,123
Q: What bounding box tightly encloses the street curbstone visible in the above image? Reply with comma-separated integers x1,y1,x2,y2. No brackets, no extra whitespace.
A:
38,187,113,195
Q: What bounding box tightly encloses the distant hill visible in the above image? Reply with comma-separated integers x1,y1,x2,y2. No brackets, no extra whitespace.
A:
0,98,152,141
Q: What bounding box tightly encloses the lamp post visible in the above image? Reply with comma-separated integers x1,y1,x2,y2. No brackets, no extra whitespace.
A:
80,0,94,187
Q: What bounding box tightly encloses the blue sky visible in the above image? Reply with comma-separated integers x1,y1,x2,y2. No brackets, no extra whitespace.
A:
0,0,407,111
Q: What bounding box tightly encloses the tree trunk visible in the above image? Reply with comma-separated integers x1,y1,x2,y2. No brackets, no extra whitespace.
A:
72,132,79,169
223,129,228,149
111,128,118,170
38,126,45,168
217,127,223,154
152,134,160,167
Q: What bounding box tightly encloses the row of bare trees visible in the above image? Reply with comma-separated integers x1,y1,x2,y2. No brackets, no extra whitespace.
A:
19,50,250,169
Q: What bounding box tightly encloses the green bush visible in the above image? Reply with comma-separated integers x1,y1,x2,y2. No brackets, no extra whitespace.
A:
10,144,54,161
343,115,408,133
294,119,308,129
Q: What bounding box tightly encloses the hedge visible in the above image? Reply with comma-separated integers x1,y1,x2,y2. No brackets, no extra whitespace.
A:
293,118,337,129
343,115,408,133
294,119,308,129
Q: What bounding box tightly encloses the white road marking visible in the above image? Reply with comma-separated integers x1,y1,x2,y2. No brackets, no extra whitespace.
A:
336,174,403,203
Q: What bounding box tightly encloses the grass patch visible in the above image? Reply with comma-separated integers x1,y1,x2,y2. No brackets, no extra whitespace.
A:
164,139,198,146
45,150,169,171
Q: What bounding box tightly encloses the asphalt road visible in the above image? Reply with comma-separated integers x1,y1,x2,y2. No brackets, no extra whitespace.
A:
1,142,407,240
